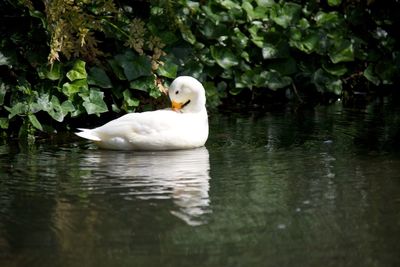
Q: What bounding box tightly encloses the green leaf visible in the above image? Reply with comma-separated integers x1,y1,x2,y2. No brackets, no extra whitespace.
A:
327,0,342,7
0,51,13,66
248,24,264,48
123,89,140,110
115,51,152,81
157,61,178,78
210,46,239,69
363,65,380,86
263,71,292,90
47,63,61,80
267,58,298,76
0,82,7,105
81,89,108,115
180,25,196,45
262,43,279,59
6,102,28,118
271,3,302,28
231,27,249,49
28,114,43,131
242,2,268,21
107,58,126,80
315,12,341,28
130,76,155,92
0,117,8,129
329,41,354,63
66,60,87,81
220,0,241,10
62,79,89,96
323,63,348,76
312,68,342,95
88,67,112,88
290,33,319,53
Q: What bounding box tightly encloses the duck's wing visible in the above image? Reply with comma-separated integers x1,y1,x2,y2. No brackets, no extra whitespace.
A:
75,110,181,142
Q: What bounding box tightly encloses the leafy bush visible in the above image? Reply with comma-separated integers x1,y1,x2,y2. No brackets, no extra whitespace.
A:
0,0,174,141
0,0,399,141
168,0,400,103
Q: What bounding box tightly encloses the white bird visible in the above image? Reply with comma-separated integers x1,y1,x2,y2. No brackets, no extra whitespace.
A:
75,76,209,150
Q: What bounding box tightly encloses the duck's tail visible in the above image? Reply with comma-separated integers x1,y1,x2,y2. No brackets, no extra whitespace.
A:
75,128,101,141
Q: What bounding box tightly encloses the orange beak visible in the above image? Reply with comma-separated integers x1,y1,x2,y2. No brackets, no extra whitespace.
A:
172,101,183,111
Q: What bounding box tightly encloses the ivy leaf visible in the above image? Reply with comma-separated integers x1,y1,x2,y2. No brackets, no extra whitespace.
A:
262,43,280,59
271,3,302,28
329,41,354,63
130,76,155,92
312,68,342,95
66,60,87,81
88,67,112,88
81,89,108,115
210,46,239,69
363,64,380,85
62,79,89,96
0,117,8,129
115,51,152,81
28,114,43,131
6,102,27,119
157,61,178,78
0,82,7,105
122,89,140,112
327,0,342,7
263,71,292,90
323,63,348,76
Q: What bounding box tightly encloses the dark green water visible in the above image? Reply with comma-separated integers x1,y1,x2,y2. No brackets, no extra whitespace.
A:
1,101,400,267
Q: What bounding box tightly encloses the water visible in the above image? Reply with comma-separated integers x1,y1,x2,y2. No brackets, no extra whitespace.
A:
1,101,400,267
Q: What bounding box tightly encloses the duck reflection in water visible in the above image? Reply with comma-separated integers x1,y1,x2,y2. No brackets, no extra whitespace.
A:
80,147,211,226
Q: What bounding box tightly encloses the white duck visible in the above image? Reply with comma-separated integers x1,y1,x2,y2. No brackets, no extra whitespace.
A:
75,76,209,150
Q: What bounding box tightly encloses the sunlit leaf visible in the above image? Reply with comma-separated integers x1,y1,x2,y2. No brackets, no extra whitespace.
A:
66,60,87,81
123,89,140,108
81,89,108,115
262,43,279,59
157,61,178,78
315,11,341,28
210,46,239,69
329,41,354,63
327,0,342,7
271,3,301,28
0,117,8,129
6,102,27,119
28,114,43,131
62,79,89,96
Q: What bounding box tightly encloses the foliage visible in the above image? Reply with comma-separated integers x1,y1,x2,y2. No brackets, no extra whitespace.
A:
0,0,173,140
0,0,399,141
166,0,400,102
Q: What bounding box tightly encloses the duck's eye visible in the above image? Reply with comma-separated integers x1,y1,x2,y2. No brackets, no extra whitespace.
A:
175,90,179,95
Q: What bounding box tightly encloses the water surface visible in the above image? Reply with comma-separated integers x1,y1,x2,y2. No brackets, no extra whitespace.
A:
1,101,400,266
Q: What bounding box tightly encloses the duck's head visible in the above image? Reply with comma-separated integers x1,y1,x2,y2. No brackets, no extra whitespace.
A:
169,76,206,113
